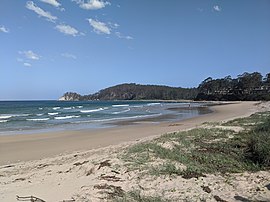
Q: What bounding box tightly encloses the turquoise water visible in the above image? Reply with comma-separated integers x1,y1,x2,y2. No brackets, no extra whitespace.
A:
0,101,206,135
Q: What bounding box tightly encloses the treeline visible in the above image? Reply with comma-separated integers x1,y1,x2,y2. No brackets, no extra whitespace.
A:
60,71,270,101
60,84,198,101
195,72,270,101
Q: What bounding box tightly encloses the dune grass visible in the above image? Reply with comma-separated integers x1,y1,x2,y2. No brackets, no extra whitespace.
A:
121,112,270,178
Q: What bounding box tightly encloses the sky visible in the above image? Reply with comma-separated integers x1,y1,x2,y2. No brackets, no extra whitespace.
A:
0,0,270,100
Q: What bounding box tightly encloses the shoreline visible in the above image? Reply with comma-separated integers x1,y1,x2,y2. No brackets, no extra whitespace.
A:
1,101,269,202
0,101,258,166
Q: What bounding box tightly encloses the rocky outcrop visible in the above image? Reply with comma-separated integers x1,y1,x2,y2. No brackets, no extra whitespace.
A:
59,92,82,101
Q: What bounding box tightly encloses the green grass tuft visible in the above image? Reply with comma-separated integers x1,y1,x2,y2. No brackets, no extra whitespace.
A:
121,112,270,177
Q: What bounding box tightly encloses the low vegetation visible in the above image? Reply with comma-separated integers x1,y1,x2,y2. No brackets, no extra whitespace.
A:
121,112,270,178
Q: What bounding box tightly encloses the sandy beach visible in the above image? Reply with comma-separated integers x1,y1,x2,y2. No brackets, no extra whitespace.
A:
0,101,257,166
1,101,270,202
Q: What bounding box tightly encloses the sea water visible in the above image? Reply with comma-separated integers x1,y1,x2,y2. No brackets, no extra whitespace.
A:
0,101,208,135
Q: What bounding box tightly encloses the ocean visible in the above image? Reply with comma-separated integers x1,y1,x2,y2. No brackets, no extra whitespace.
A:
0,101,209,135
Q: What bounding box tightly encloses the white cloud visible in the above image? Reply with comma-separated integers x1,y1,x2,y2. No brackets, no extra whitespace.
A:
19,50,40,60
55,24,79,36
115,32,133,40
61,53,77,59
125,36,133,40
213,5,221,12
0,26,9,33
26,1,57,22
23,62,32,67
73,0,110,10
87,19,110,34
40,0,60,7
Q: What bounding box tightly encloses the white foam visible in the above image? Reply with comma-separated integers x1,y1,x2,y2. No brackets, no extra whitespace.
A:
27,118,50,121
147,103,161,106
63,107,72,110
131,105,144,108
112,104,129,107
39,107,43,110
112,108,131,114
36,114,44,116
48,112,59,116
80,108,104,113
54,115,80,120
53,107,60,110
0,114,30,119
73,113,161,124
0,115,12,119
0,120,8,123
14,114,30,117
77,106,83,108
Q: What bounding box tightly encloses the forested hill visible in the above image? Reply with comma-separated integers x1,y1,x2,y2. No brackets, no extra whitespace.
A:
195,72,270,101
59,72,270,101
59,84,198,101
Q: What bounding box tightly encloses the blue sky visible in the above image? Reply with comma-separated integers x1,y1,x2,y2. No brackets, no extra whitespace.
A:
0,0,270,100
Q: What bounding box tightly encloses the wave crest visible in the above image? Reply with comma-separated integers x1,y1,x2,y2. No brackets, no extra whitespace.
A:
54,115,80,120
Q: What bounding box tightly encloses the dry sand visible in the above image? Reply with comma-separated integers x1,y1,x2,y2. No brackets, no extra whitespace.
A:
0,101,269,201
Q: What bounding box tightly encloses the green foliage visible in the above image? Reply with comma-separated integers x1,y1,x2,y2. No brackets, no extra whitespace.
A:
196,72,270,101
245,117,270,167
62,71,269,101
63,83,198,101
122,112,270,177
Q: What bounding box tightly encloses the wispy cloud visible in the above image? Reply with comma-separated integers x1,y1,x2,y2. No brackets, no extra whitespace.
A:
19,50,40,60
26,1,57,22
108,22,119,29
73,0,110,10
55,24,80,36
23,62,32,67
40,0,60,7
115,32,133,40
61,53,77,59
0,25,9,33
40,0,65,11
213,5,221,12
87,19,111,34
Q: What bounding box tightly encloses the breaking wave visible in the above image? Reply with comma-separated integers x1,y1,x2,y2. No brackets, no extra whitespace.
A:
48,112,59,116
112,104,129,107
27,118,50,121
54,115,80,120
112,108,131,114
80,108,104,113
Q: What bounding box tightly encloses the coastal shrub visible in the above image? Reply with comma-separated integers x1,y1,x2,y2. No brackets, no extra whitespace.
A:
149,162,182,176
245,117,270,167
122,112,270,177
